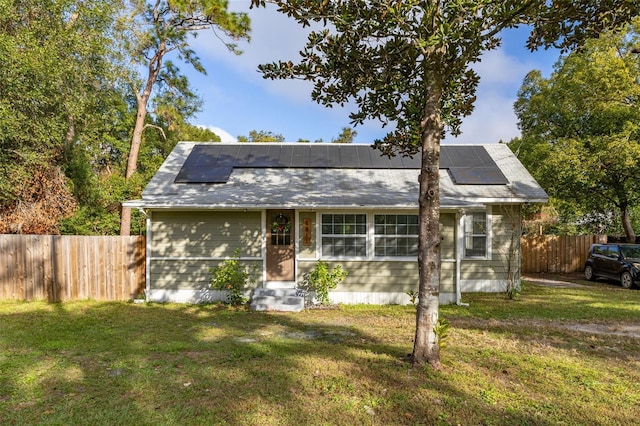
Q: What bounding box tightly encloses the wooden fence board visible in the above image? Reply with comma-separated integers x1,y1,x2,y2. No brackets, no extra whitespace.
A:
521,235,607,274
0,235,145,301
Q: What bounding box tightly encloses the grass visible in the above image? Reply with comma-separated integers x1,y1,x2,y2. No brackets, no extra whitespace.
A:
0,281,639,425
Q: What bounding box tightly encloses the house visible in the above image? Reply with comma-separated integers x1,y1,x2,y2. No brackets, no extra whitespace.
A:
124,142,547,305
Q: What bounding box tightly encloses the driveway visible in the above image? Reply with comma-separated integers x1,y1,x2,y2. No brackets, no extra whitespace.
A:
522,274,587,288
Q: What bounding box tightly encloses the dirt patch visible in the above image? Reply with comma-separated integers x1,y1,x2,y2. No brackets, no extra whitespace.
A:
453,317,640,339
562,323,640,338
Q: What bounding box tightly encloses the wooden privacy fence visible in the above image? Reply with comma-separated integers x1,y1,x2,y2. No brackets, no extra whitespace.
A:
520,234,607,274
0,235,145,302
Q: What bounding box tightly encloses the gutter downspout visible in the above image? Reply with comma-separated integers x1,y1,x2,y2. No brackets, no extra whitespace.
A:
456,209,469,307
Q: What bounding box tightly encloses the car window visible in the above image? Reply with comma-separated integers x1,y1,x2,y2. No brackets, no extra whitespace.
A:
593,245,607,256
608,246,620,258
620,245,640,259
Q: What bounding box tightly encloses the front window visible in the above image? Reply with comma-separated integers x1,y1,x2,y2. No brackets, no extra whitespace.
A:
464,211,487,257
374,214,419,257
321,214,367,257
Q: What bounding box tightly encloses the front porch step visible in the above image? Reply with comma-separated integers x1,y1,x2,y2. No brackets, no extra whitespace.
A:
250,288,304,312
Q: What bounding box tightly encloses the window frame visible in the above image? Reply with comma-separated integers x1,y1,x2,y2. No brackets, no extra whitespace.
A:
462,209,491,260
320,213,368,259
319,211,420,261
373,214,419,258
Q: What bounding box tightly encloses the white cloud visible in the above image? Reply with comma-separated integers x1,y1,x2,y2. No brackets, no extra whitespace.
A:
200,125,238,143
190,4,320,104
187,6,559,145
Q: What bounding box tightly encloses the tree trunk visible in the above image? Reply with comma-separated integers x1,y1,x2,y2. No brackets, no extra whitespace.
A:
621,203,636,243
119,97,148,236
119,37,165,236
412,82,443,369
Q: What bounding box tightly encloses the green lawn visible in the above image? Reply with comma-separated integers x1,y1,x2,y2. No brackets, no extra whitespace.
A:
1,282,639,425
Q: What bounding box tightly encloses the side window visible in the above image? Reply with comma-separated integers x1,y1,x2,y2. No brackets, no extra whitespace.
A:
593,245,606,256
608,246,620,259
464,211,487,258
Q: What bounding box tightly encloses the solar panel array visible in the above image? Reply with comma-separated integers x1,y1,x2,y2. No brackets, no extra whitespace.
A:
174,144,508,185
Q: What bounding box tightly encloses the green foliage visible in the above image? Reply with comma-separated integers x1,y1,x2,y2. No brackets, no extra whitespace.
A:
433,318,450,350
0,0,125,210
238,130,285,142
209,249,254,306
331,127,357,144
406,290,418,306
512,19,640,241
300,261,348,306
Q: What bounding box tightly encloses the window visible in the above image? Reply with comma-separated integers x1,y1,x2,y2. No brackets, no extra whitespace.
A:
374,214,419,257
464,211,487,257
270,212,291,246
321,214,367,257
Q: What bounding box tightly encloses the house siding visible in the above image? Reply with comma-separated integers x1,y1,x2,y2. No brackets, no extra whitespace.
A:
149,211,263,296
297,260,418,293
440,213,456,260
150,211,262,258
459,205,521,293
150,259,263,290
145,205,521,303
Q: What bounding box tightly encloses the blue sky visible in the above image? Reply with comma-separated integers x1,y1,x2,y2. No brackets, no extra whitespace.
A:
182,2,561,144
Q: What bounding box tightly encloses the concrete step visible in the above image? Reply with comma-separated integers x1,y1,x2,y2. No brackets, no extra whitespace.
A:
250,288,304,312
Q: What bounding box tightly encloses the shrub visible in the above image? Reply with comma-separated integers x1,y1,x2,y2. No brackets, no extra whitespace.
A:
299,260,348,306
209,249,254,306
433,318,450,349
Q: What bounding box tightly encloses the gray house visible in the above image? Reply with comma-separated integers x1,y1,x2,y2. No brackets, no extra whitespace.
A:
125,142,547,305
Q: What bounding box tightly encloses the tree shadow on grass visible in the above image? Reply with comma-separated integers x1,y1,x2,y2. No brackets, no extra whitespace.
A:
1,301,631,425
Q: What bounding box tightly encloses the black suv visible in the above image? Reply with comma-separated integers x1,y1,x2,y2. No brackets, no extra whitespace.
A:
584,244,640,288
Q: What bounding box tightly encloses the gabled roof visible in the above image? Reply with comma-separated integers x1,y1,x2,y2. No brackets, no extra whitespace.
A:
125,142,548,210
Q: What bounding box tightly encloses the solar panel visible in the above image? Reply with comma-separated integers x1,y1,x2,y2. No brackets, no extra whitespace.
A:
449,167,508,185
173,144,508,185
174,165,233,183
309,145,330,167
336,145,355,167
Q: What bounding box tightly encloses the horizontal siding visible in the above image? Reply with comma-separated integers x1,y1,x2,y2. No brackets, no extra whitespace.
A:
151,211,262,258
297,260,418,292
457,205,521,283
440,213,455,259
151,259,263,290
460,261,503,281
440,261,456,294
490,205,521,273
297,260,455,294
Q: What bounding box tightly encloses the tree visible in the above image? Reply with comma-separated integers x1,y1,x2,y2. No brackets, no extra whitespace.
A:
331,127,357,144
512,20,640,242
237,130,286,142
119,0,251,235
253,0,640,368
0,0,126,233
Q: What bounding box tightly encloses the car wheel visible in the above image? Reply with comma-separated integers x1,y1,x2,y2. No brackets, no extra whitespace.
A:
620,271,633,289
584,265,595,281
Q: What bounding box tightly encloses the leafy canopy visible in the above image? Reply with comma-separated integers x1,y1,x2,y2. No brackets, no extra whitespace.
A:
512,19,640,240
